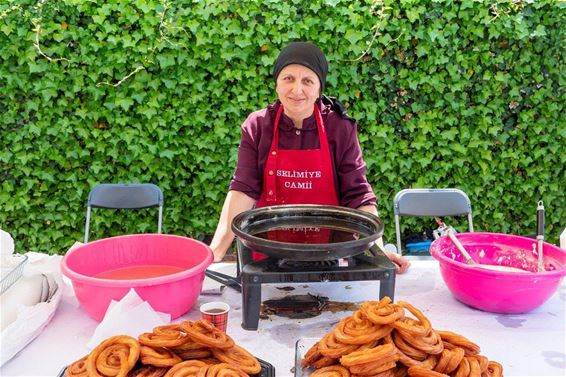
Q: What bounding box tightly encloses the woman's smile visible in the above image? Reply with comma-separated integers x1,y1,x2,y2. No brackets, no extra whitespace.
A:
288,96,306,103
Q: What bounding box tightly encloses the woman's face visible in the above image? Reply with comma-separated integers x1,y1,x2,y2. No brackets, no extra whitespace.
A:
276,64,321,121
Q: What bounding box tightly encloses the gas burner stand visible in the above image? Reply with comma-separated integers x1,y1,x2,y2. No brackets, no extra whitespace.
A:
237,241,396,330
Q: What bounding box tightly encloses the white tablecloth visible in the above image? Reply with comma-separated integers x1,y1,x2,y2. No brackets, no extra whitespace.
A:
1,259,564,376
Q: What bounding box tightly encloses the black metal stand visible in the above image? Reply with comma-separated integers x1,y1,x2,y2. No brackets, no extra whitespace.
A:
238,246,396,330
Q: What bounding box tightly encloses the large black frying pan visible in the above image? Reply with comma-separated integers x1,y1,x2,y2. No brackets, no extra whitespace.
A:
231,204,384,261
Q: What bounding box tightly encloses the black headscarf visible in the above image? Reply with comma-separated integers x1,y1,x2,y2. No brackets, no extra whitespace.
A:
321,95,355,123
272,42,328,93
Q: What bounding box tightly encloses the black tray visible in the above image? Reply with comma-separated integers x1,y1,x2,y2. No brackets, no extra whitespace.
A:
58,357,275,377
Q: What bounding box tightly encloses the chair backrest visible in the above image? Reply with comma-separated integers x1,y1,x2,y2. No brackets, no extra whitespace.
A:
393,188,473,254
84,183,164,242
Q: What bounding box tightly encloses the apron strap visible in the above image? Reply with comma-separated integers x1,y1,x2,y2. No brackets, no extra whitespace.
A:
264,104,327,202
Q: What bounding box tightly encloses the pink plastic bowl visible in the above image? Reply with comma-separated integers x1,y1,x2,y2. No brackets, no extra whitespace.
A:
61,234,213,321
430,232,566,313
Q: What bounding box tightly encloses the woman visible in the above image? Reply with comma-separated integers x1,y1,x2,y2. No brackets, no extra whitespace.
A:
209,41,410,273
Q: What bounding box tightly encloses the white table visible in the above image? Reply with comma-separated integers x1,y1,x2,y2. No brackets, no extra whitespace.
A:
1,259,564,377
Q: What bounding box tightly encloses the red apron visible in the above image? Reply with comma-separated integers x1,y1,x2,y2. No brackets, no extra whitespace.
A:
253,104,339,260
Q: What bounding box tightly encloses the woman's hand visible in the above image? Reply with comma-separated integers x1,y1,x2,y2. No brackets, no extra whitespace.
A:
384,251,411,274
354,205,411,273
212,248,226,263
209,191,256,263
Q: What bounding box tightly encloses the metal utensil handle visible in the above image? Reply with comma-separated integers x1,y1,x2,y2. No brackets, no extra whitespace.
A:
537,200,545,272
205,270,242,292
537,201,545,237
447,228,475,265
368,242,383,257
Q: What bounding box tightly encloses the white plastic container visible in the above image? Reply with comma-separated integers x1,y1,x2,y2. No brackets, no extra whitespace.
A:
0,229,15,254
560,227,566,250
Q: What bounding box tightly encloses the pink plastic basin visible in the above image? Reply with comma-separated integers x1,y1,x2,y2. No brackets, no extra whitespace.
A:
61,234,213,321
430,232,566,313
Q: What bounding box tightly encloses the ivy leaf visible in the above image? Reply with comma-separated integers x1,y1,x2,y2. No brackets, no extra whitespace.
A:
428,29,441,42
159,150,175,159
345,29,364,45
116,98,134,111
532,25,547,37
140,107,157,118
234,37,252,48
92,14,106,24
406,8,420,23
157,54,175,68
1,23,13,35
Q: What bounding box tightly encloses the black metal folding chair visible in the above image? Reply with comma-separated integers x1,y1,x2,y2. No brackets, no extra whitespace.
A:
393,188,474,254
84,183,164,243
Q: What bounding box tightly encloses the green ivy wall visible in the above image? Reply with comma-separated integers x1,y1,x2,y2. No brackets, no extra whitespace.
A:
1,0,564,254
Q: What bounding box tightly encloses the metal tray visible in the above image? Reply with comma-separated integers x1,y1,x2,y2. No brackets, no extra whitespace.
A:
1,253,28,294
294,337,319,377
58,357,275,377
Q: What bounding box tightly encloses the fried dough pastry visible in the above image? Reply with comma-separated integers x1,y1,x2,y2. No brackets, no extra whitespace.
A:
470,355,488,372
65,355,88,377
139,324,189,348
359,297,404,325
302,298,504,377
353,369,397,377
198,362,248,377
393,365,409,377
484,361,503,377
391,302,432,338
198,357,222,365
127,365,169,377
392,331,429,361
170,339,212,360
404,329,442,355
302,341,324,368
163,360,208,377
340,343,399,374
182,320,235,349
68,319,267,377
172,349,212,360
339,344,397,367
211,345,261,375
319,331,361,358
383,333,436,369
335,315,392,345
436,331,480,356
434,348,465,374
140,346,182,367
310,365,351,377
86,335,140,377
313,356,339,369
407,366,449,377
453,356,470,377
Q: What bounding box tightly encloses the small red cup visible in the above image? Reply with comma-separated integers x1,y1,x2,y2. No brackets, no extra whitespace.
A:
199,301,230,332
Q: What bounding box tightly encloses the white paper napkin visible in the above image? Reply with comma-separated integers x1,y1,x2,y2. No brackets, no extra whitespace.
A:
0,252,63,367
87,289,170,349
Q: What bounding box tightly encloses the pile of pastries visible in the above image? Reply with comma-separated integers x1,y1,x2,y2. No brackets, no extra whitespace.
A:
302,297,503,377
65,319,261,377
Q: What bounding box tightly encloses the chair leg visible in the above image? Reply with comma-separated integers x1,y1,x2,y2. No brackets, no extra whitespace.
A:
84,206,91,243
157,205,163,233
395,214,402,255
